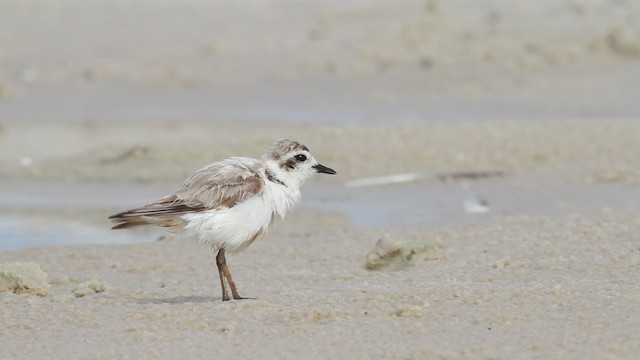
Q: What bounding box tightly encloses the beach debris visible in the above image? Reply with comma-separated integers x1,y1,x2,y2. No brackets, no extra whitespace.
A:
347,173,424,187
0,263,50,296
437,170,504,182
391,304,423,318
73,276,108,298
365,235,444,271
602,28,640,58
463,197,490,214
100,145,149,164
19,157,33,167
493,257,511,269
347,170,505,187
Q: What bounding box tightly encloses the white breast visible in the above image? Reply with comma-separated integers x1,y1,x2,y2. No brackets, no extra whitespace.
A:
178,178,300,253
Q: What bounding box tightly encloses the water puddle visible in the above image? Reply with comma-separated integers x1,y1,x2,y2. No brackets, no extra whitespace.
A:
0,215,159,250
1,178,639,249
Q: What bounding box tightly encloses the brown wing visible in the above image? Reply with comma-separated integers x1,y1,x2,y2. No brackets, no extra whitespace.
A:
109,157,264,229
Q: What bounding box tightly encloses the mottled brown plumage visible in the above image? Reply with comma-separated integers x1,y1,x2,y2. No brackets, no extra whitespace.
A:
109,158,264,230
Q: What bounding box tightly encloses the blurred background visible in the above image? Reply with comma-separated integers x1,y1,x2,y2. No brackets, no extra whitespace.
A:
1,0,639,123
1,0,640,248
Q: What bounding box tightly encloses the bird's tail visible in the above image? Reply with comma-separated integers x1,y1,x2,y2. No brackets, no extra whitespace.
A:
109,208,166,229
109,209,187,229
109,195,191,230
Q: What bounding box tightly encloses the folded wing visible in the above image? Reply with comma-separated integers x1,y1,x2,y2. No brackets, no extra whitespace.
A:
109,158,265,229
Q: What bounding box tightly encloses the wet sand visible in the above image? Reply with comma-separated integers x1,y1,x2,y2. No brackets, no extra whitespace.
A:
2,212,640,359
2,120,640,184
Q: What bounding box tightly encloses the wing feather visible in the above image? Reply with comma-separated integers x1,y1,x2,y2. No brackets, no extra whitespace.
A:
109,157,264,229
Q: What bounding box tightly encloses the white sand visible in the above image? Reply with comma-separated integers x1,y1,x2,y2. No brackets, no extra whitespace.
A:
1,212,640,359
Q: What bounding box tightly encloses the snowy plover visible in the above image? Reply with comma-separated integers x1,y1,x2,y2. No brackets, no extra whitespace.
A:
109,139,336,301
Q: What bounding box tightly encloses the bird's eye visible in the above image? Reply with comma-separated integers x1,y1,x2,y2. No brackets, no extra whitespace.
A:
295,154,307,162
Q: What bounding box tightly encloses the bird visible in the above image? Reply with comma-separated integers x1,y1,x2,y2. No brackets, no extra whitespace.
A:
109,139,336,301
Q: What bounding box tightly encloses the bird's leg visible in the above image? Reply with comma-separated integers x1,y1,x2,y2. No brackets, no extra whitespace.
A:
217,248,251,300
216,249,230,301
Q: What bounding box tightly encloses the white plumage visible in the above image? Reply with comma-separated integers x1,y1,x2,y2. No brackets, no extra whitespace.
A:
180,171,301,253
109,139,336,301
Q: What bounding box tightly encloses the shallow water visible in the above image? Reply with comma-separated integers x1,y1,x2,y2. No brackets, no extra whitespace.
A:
2,178,639,249
0,215,156,249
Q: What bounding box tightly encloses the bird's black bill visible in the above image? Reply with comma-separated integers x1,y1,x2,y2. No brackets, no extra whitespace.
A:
313,164,337,175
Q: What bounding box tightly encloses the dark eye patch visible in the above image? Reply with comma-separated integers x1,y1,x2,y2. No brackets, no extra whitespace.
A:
295,154,307,162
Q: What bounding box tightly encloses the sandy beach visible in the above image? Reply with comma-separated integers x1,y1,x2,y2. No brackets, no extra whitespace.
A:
2,120,640,359
1,211,639,359
2,1,640,359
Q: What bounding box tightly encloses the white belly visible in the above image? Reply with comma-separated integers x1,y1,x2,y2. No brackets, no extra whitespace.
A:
178,182,300,253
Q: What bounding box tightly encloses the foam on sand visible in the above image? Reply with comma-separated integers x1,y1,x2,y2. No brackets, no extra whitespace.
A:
0,263,50,296
365,235,444,271
72,276,108,298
